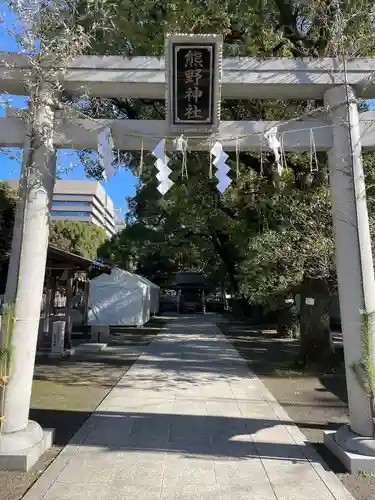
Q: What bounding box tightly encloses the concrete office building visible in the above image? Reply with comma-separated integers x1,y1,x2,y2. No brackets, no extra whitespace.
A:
7,179,116,237
114,208,126,234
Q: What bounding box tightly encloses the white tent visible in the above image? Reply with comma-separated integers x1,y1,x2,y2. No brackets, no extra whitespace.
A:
88,268,160,326
136,275,160,316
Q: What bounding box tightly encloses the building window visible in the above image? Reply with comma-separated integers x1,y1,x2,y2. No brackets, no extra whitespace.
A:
51,211,90,217
52,200,91,207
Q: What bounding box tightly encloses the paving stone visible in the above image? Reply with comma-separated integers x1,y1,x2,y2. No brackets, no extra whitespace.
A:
55,457,116,484
266,464,337,500
112,459,165,485
43,483,107,500
217,482,278,500
162,456,216,487
214,456,268,484
103,481,161,500
115,450,167,466
161,484,221,500
173,399,208,415
205,400,242,417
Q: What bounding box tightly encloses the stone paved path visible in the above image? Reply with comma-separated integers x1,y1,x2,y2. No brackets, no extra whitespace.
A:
24,314,354,500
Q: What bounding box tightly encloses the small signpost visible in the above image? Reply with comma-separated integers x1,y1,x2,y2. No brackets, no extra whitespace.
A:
49,320,66,358
165,33,223,135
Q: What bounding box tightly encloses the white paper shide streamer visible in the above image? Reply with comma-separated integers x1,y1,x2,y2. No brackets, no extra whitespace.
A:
173,135,187,152
98,127,116,180
264,126,283,176
152,139,174,195
173,135,188,178
211,141,231,194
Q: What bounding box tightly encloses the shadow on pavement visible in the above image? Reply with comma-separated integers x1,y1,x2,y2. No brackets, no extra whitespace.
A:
29,407,344,470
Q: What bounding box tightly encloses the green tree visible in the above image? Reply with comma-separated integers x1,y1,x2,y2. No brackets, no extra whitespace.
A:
0,182,17,260
49,220,108,260
72,0,375,363
99,216,223,283
239,163,335,357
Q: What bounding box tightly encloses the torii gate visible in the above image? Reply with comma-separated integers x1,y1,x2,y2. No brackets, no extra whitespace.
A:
0,51,375,472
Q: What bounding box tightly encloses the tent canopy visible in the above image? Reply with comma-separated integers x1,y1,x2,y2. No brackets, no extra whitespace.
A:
88,267,160,326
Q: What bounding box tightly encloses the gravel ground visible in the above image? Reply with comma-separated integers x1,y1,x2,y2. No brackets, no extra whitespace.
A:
0,319,165,500
218,321,375,500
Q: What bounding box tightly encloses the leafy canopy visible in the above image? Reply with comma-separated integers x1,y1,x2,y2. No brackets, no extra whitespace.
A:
49,219,108,260
88,0,375,303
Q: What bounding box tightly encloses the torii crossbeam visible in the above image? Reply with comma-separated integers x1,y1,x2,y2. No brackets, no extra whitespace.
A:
0,52,375,474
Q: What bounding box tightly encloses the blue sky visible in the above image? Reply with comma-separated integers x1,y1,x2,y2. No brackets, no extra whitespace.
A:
0,4,137,216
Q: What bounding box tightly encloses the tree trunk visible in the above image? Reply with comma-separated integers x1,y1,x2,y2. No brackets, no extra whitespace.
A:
298,278,334,367
277,302,300,339
210,230,239,295
231,297,245,318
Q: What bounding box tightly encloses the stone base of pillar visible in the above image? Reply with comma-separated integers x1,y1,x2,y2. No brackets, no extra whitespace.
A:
324,425,375,473
0,421,54,471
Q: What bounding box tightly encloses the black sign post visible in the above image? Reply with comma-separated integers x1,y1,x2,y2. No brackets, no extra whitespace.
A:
166,34,223,135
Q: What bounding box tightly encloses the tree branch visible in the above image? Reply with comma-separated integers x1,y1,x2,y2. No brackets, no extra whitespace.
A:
273,0,319,57
112,98,138,119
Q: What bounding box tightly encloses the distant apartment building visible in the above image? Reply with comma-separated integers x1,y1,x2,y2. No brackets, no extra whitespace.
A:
7,179,116,237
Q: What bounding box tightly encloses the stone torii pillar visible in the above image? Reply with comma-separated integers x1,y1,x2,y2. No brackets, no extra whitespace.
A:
0,82,56,471
324,84,375,470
